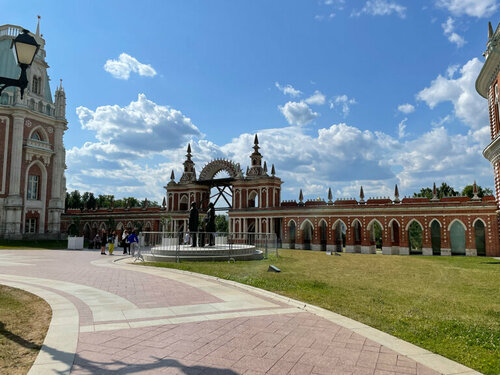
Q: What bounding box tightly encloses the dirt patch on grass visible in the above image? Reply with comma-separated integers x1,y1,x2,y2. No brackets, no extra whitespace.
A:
0,285,52,375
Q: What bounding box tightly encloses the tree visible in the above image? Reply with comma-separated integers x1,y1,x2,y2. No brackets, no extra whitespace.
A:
97,195,114,209
461,184,494,198
414,182,458,199
215,215,228,233
82,192,96,210
66,190,82,209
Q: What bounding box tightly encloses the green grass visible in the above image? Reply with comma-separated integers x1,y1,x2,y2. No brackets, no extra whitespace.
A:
0,239,68,250
0,285,51,374
141,250,500,374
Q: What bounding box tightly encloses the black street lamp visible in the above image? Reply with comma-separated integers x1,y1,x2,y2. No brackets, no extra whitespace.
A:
0,29,40,99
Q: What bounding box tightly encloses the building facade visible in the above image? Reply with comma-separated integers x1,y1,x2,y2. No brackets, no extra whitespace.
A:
0,22,67,239
62,137,500,257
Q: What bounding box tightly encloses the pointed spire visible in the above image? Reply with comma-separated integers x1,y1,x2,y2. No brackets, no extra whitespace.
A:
472,180,480,200
394,184,400,203
489,21,494,39
170,170,175,181
299,189,304,204
359,186,365,203
271,164,275,176
254,134,259,145
187,143,191,154
263,161,267,173
328,187,333,204
246,166,249,175
162,197,166,209
431,182,439,201
36,15,40,36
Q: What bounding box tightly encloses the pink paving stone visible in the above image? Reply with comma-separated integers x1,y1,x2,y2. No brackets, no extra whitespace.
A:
0,250,452,375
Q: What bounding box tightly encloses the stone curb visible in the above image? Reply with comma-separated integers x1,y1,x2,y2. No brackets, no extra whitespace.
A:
115,257,482,375
0,278,78,375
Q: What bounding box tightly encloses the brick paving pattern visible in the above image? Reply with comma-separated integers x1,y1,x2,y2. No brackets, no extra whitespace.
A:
0,250,443,374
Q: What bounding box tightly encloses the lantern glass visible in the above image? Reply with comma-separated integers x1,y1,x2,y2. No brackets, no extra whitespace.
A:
12,30,39,66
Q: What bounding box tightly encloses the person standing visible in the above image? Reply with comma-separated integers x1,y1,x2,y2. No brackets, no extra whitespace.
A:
128,230,139,257
108,232,115,255
93,233,101,251
189,202,199,247
100,230,107,255
122,230,129,255
207,202,216,246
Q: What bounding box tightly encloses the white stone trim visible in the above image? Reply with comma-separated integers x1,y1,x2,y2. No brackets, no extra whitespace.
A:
0,116,9,194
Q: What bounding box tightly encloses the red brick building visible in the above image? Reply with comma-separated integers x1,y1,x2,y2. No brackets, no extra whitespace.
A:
62,137,500,257
0,23,67,239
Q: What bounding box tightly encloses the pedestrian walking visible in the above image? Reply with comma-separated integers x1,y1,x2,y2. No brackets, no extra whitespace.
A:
100,230,107,255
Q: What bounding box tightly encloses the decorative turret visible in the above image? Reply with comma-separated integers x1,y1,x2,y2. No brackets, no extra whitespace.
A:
431,182,439,201
263,161,268,174
54,79,66,119
394,184,400,203
179,144,197,184
271,164,275,176
359,186,365,204
247,134,266,178
472,180,481,200
162,197,166,209
328,187,333,204
170,170,175,181
299,189,304,205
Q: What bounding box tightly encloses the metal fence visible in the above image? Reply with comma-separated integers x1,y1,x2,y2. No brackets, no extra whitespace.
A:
138,231,278,262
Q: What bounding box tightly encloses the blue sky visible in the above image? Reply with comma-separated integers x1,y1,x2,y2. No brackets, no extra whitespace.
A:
3,0,499,202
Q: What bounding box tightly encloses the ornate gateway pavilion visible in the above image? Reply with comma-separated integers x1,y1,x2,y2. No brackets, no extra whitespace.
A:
62,135,500,257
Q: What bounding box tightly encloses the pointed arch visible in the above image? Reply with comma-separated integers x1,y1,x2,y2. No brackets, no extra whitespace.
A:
351,218,362,227
405,218,424,231
332,218,346,230
99,222,106,230
116,222,124,230
29,125,49,142
300,218,314,230
287,219,297,227
318,218,328,227
447,218,466,231
388,218,400,227
367,218,383,230
428,218,441,228
472,218,487,227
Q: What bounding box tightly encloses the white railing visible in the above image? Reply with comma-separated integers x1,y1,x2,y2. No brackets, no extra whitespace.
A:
0,25,22,37
24,138,53,151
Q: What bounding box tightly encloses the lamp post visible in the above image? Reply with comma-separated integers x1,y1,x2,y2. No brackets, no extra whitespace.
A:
0,29,40,99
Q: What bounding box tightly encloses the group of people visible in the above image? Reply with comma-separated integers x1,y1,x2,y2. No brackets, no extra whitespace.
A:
188,202,216,247
92,229,139,256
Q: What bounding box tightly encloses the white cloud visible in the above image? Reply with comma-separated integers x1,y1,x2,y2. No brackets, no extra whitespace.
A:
398,118,408,138
76,94,202,154
278,101,318,125
352,0,407,18
305,91,326,105
417,58,488,130
436,0,498,18
398,103,415,114
441,17,466,47
330,95,357,116
104,53,157,80
275,82,302,97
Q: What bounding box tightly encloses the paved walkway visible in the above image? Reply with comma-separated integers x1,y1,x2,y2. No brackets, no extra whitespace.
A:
0,250,481,375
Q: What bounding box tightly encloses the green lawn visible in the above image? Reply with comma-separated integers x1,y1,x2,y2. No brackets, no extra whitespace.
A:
0,240,69,250
141,250,500,374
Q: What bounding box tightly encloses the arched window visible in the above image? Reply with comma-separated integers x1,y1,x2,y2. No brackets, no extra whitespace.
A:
38,101,43,112
450,221,466,256
46,104,51,115
0,93,9,105
31,131,41,141
474,220,486,256
431,220,441,255
32,76,39,94
27,175,40,200
288,220,296,249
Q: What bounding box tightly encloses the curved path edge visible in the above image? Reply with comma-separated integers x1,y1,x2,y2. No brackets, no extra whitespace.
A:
114,258,482,375
0,279,78,375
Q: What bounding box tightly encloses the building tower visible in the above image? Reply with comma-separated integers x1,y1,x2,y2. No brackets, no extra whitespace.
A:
0,20,68,238
477,22,500,205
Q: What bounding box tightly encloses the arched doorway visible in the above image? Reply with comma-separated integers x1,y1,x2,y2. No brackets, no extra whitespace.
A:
450,220,466,256
334,220,346,252
288,220,296,249
301,221,313,250
319,220,327,251
431,220,441,256
390,220,400,246
368,220,383,251
474,220,486,256
353,220,362,245
408,221,423,254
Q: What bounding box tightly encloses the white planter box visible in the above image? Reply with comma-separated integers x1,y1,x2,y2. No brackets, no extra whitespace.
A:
68,236,84,250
